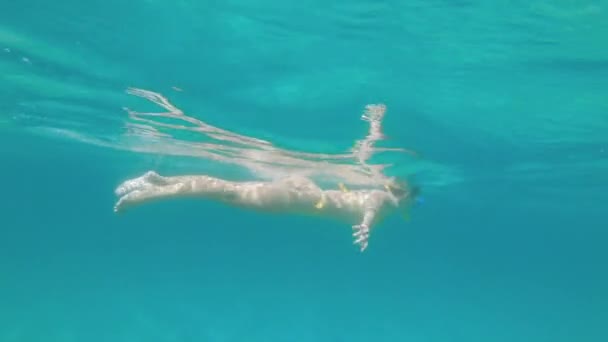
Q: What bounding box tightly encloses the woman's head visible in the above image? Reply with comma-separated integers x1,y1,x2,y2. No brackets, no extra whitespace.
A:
385,178,420,201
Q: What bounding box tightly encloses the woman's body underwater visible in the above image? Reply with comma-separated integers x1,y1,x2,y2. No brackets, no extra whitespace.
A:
112,93,418,252
113,171,417,252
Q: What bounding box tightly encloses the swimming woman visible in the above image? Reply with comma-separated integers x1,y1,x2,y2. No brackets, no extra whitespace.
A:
114,89,418,252
113,171,417,252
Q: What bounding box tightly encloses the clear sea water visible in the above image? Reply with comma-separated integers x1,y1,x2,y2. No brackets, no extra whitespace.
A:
1,1,607,341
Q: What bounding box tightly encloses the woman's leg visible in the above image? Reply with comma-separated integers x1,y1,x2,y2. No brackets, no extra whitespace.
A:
113,171,229,213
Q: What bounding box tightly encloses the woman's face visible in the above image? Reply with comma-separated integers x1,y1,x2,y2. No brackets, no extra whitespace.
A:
387,180,420,204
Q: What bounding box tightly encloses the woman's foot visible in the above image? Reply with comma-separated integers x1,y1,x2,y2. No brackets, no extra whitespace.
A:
115,171,164,197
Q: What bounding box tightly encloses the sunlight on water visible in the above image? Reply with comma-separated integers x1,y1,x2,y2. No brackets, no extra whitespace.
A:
32,86,462,189
1,1,608,341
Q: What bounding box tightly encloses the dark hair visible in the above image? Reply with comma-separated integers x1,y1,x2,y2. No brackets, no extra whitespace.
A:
410,185,421,198
387,181,420,200
388,185,405,197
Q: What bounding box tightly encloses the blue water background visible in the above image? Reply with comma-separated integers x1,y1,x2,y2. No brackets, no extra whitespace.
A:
1,1,608,341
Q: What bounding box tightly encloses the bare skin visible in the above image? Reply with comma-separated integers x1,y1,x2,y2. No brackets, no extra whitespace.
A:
114,171,411,251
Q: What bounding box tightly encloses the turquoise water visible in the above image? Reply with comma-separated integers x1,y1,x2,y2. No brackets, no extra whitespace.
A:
2,1,608,341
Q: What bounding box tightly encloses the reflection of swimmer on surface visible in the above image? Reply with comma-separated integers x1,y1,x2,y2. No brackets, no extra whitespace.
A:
113,171,419,252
